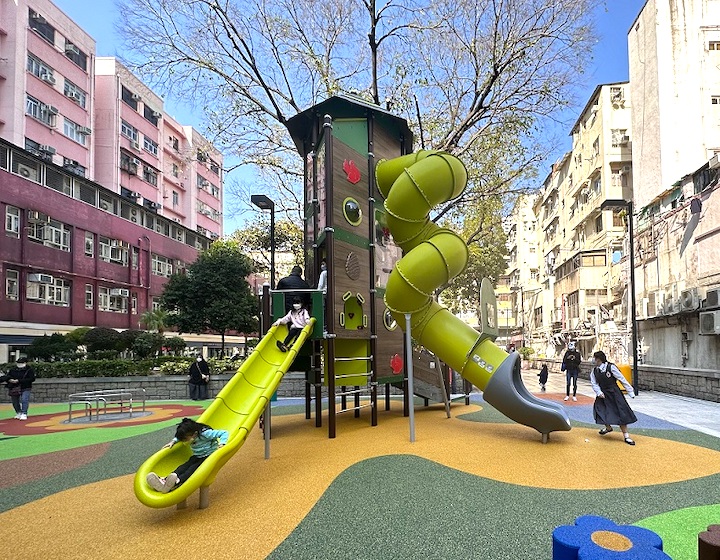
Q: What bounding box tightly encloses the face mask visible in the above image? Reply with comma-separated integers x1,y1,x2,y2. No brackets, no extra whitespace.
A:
17,364,26,369
321,264,326,271
293,303,302,310
196,358,202,362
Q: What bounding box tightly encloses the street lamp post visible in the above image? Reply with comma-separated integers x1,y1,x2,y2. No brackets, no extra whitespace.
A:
601,199,639,394
251,194,276,289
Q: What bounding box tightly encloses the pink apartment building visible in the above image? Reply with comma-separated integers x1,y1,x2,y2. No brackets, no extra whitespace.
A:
0,1,224,361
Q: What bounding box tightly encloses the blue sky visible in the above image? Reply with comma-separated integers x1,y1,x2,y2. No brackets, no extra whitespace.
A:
53,0,648,232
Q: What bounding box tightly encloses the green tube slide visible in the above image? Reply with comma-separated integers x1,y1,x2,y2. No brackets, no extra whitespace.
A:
134,319,316,508
377,151,570,438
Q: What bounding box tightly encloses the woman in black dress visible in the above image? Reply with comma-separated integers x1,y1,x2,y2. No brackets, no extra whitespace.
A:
590,350,637,445
188,356,210,400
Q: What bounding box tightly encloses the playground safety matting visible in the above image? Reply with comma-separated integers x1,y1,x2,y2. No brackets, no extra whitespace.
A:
1,395,719,560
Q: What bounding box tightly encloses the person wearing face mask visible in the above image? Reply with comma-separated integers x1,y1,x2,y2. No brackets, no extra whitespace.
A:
317,259,328,293
188,355,210,400
272,297,310,352
0,357,36,420
276,265,311,312
590,350,637,445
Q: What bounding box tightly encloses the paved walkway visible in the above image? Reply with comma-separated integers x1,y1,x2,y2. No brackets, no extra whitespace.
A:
521,366,720,439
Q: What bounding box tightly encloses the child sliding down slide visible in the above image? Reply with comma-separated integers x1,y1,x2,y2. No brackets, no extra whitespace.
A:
146,418,229,493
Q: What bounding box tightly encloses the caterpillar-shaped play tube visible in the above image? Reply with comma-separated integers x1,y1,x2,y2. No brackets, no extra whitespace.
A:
377,151,571,439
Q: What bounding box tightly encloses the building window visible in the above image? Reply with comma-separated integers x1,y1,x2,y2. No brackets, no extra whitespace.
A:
143,137,158,156
85,231,94,257
98,286,129,313
64,41,87,71
172,191,179,206
121,86,139,110
131,293,138,314
62,157,86,178
28,9,55,45
143,166,158,186
26,276,71,307
151,254,173,277
27,53,55,84
143,105,160,126
63,79,87,108
5,206,20,237
209,160,220,175
152,297,161,311
5,269,19,300
85,284,93,309
98,237,129,265
26,95,57,128
710,41,720,51
27,215,71,251
63,118,87,146
131,247,139,269
171,163,179,178
595,214,603,234
121,120,139,142
712,96,720,105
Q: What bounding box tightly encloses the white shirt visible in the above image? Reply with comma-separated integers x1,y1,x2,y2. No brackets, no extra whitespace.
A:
590,362,635,397
317,269,327,293
276,308,310,329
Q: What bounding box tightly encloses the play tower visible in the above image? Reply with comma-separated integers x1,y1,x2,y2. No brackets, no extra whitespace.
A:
286,95,416,438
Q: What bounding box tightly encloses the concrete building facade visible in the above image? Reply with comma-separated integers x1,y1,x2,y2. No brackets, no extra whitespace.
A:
627,0,720,373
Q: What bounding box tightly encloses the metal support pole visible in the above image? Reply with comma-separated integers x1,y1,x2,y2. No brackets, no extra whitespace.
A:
405,313,415,443
628,201,639,395
270,206,275,289
264,400,271,459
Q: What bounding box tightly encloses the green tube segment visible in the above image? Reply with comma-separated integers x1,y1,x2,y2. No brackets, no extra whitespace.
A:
378,151,571,436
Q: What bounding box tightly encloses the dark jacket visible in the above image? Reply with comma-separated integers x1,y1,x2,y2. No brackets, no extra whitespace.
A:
1,365,36,391
538,365,549,384
562,349,582,372
276,272,311,310
189,360,210,384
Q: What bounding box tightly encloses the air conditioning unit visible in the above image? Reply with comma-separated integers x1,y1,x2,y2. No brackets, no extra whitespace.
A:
127,164,138,176
129,191,140,199
680,288,700,311
130,157,141,166
210,232,219,240
39,145,56,155
78,126,92,135
27,210,43,222
68,91,82,102
65,43,80,55
131,141,141,151
100,201,110,211
699,310,720,335
17,163,38,180
705,287,720,309
28,273,54,284
110,288,130,297
31,13,46,22
48,105,59,115
148,202,160,209
662,295,675,315
40,72,56,85
131,93,142,101
151,111,162,119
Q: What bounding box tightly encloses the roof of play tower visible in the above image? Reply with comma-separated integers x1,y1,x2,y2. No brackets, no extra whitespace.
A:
286,95,414,154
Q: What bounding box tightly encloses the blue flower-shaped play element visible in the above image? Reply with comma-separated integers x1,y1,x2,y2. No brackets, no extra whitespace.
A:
553,515,671,560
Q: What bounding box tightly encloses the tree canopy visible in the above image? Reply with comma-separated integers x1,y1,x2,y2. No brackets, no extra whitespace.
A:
160,240,258,353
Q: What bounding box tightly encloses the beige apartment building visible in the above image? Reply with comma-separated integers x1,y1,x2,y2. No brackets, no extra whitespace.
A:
519,83,633,360
627,0,720,374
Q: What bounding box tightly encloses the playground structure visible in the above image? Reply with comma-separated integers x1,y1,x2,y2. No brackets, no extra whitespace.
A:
134,95,571,509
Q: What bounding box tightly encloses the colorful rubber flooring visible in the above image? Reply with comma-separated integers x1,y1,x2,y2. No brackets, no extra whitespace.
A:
1,393,719,559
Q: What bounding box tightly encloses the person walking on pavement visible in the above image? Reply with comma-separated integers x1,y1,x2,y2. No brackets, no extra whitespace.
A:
276,265,311,311
590,350,637,445
561,341,582,401
0,357,36,420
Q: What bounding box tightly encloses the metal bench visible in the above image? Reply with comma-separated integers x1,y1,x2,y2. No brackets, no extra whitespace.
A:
68,388,146,422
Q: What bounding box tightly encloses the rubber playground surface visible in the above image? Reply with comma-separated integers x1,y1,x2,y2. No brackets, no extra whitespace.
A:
2,388,720,559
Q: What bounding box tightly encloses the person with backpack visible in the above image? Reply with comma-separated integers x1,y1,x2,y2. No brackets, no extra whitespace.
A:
590,350,637,445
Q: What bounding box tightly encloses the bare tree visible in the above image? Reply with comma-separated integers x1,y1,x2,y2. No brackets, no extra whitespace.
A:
117,0,594,221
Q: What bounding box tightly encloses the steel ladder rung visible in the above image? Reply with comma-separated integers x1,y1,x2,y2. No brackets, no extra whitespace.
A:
336,403,373,414
334,372,372,379
335,388,369,397
334,356,373,362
